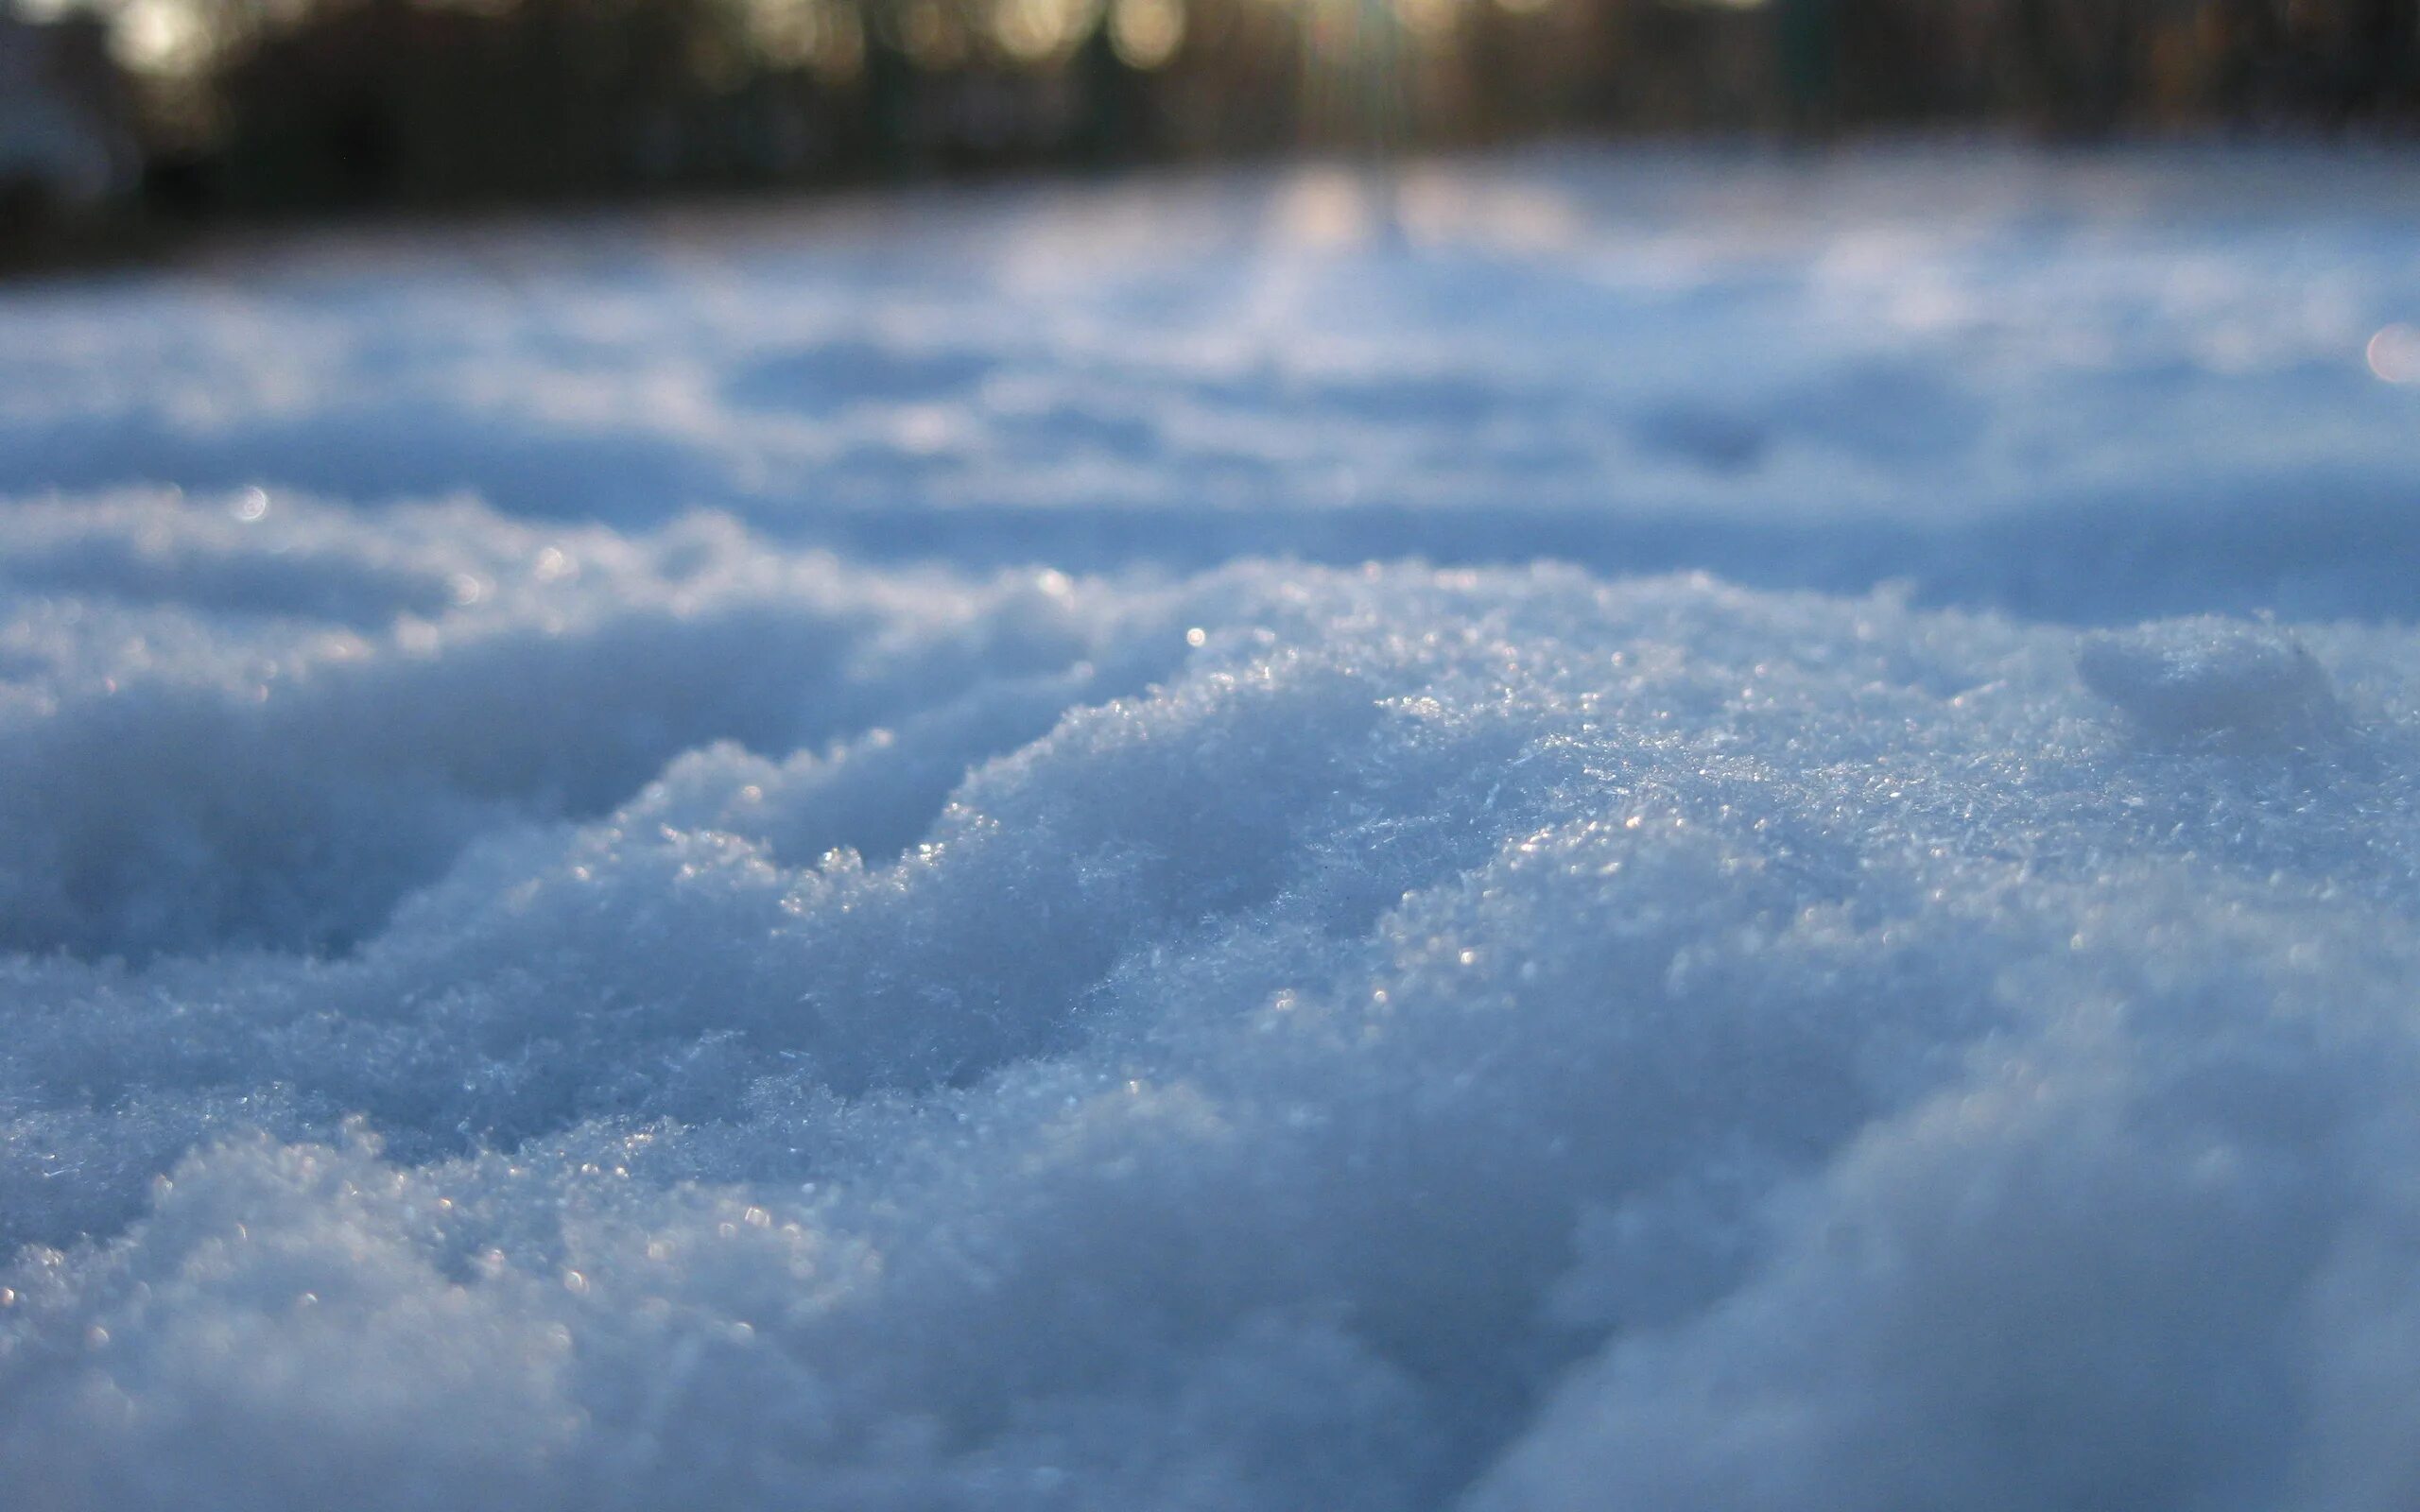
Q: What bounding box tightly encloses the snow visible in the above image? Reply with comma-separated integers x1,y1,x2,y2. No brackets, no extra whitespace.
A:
2077,619,2343,744
5,145,2420,1509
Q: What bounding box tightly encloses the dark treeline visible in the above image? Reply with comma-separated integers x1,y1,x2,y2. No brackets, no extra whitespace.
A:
9,0,2420,234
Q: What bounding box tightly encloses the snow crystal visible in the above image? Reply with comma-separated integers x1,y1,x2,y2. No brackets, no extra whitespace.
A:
6,148,2420,1510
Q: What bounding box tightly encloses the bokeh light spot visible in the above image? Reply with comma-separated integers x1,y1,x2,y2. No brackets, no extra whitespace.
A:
1110,0,1185,69
2366,323,2420,384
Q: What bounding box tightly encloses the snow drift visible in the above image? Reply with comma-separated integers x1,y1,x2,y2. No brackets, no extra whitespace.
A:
5,147,2420,1510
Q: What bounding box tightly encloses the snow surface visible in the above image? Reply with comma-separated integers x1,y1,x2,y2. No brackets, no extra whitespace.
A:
5,145,2420,1509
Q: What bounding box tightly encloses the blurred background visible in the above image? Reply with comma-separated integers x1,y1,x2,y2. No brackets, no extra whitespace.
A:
5,0,2418,267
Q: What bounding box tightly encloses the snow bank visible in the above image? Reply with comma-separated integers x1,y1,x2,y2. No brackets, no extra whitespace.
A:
7,147,2420,1510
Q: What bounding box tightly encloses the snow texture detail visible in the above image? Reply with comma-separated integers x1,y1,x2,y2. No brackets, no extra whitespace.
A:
5,149,2420,1512
2079,621,2342,744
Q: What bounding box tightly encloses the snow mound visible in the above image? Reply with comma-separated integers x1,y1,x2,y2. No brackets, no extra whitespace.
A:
2080,620,2342,744
9,147,2420,1510
3,494,2420,1509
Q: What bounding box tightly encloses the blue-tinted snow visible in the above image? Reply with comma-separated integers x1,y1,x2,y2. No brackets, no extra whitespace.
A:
9,146,2420,617
5,146,2420,1510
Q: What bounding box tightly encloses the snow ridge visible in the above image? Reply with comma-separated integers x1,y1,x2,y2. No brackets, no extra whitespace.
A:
8,150,2420,1510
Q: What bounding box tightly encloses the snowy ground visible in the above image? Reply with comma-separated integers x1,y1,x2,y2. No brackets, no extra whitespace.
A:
5,144,2420,1509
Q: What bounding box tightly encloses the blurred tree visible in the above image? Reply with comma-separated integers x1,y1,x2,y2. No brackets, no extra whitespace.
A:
7,0,2418,237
